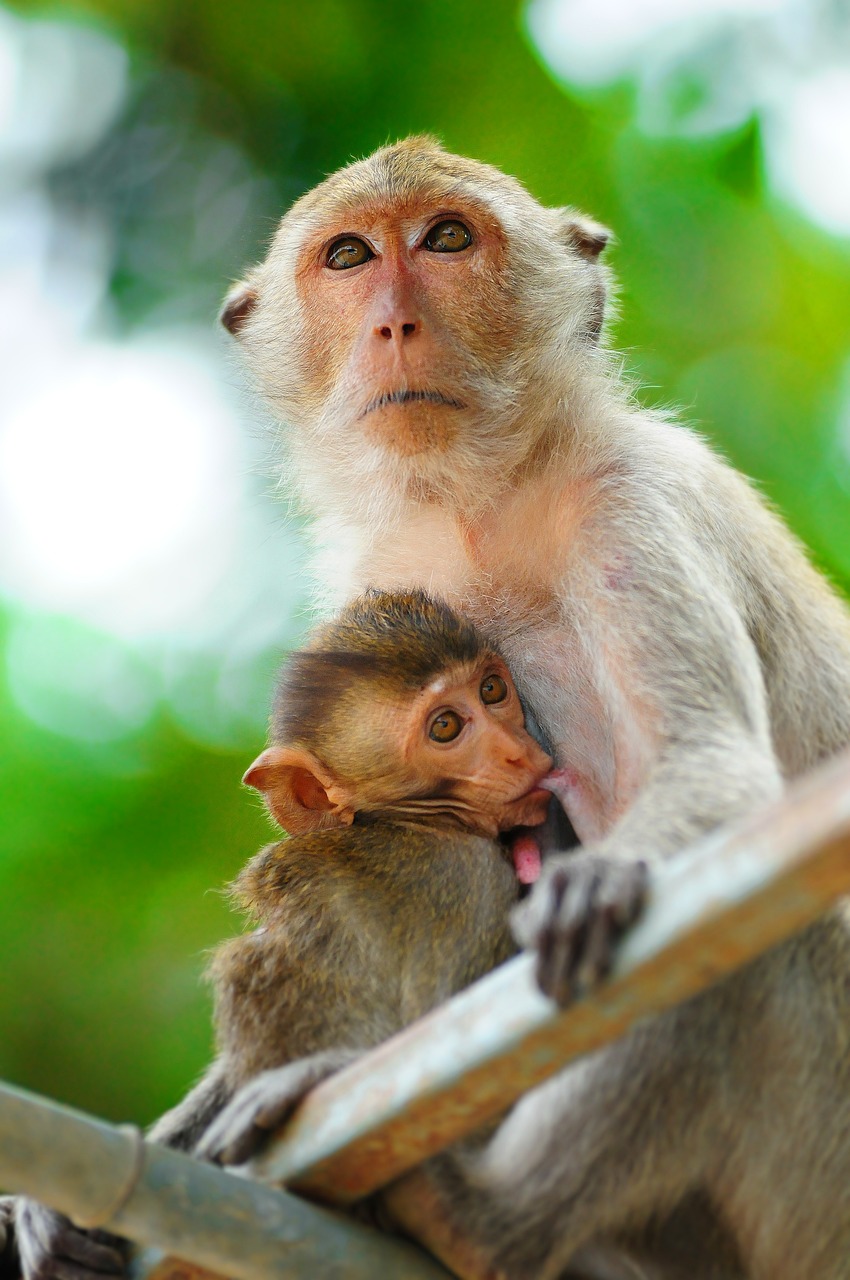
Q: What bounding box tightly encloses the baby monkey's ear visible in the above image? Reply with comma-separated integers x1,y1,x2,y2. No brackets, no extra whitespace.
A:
243,746,356,835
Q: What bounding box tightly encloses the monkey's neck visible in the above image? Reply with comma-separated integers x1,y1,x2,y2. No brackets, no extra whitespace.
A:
300,371,621,540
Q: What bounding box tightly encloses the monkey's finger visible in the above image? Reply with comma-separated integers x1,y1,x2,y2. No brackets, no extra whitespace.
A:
201,1085,288,1165
25,1259,123,1280
534,868,571,998
561,870,603,995
215,1126,268,1168
195,1116,238,1161
576,862,648,989
196,1114,259,1165
252,1093,305,1130
539,871,597,1005
577,902,617,992
609,859,649,926
56,1232,125,1274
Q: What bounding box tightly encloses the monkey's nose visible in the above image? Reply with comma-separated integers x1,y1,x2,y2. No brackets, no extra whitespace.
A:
375,320,418,341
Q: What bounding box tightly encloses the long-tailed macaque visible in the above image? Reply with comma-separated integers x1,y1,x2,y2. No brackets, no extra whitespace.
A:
11,590,569,1279
214,138,850,1278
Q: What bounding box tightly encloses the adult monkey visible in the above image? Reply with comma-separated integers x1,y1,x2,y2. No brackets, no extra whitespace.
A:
217,138,850,1279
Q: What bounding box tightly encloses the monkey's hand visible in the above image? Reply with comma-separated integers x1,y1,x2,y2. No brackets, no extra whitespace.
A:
511,852,648,1006
14,1199,126,1280
0,1198,12,1261
195,1048,360,1166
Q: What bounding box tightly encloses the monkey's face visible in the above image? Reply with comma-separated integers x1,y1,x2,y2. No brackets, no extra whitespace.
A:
295,204,511,467
222,139,611,515
355,656,554,838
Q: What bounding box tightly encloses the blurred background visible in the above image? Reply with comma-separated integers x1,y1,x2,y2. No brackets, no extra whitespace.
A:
1,0,849,1129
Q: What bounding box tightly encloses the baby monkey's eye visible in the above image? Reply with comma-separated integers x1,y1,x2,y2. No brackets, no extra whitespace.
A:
429,710,464,743
326,237,374,270
480,674,508,705
423,220,472,253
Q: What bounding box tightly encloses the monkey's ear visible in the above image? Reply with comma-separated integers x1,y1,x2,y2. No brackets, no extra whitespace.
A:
219,282,258,336
556,210,612,261
243,746,356,835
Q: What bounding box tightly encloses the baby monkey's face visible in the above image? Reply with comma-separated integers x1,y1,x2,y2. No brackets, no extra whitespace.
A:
366,656,553,838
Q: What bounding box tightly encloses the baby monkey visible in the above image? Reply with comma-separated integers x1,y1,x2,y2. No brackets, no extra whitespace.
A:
191,587,555,1163
13,589,568,1279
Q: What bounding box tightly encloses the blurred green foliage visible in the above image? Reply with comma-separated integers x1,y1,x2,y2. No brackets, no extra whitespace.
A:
1,0,849,1133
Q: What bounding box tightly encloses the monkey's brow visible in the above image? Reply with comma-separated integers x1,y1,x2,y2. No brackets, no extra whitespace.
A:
361,390,465,418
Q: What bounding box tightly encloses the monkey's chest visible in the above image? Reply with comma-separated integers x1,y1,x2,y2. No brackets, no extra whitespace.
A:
355,496,572,617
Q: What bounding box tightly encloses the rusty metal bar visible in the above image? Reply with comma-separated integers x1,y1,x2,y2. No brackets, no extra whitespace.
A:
245,747,850,1201
0,1081,450,1280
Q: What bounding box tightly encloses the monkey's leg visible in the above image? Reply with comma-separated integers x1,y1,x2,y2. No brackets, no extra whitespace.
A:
567,1190,748,1280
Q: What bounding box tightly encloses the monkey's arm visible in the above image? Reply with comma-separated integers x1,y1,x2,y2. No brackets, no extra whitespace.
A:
198,906,405,1165
517,484,783,1001
146,1060,232,1151
196,1049,361,1165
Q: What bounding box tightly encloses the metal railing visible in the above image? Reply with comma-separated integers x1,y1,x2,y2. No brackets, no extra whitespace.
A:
2,748,850,1280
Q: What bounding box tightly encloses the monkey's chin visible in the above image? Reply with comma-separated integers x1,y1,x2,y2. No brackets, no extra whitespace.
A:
500,789,552,832
362,402,460,459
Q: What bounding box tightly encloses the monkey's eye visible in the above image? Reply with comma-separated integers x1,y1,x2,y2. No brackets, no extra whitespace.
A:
480,674,508,705
429,710,464,743
423,220,472,253
326,237,374,270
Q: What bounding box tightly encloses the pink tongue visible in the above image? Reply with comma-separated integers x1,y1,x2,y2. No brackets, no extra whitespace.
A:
511,834,542,885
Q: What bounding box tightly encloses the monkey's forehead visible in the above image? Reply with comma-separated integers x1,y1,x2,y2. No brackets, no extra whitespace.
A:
278,137,536,239
413,653,510,698
347,655,507,711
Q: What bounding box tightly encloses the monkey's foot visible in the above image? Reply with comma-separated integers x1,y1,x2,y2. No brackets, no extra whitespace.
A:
15,1200,127,1280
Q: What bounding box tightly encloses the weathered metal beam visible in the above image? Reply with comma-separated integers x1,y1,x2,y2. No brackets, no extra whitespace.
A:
0,1081,450,1280
245,747,850,1202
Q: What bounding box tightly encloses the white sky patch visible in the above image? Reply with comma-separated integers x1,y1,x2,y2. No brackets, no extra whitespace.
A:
0,335,246,639
526,0,850,236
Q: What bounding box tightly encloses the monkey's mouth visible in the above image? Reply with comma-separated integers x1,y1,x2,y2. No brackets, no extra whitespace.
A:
511,769,558,810
361,390,465,418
